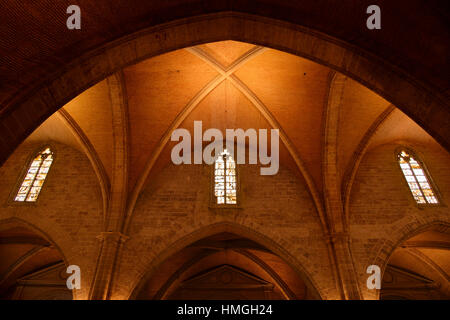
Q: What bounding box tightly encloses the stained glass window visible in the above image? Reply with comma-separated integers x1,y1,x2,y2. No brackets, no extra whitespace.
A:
398,150,438,204
15,147,53,202
214,149,237,205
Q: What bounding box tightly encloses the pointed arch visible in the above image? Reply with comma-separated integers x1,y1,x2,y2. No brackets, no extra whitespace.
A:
396,148,440,205
127,221,324,300
0,217,75,300
367,220,450,300
213,149,237,205
188,46,328,231
342,105,395,226
56,109,110,222
14,146,54,202
1,12,448,173
122,45,267,232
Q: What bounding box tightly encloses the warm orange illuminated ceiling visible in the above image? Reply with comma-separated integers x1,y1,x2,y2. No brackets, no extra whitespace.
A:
7,39,450,300
23,40,442,198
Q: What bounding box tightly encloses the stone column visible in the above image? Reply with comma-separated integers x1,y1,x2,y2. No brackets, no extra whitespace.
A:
89,231,128,300
327,232,361,300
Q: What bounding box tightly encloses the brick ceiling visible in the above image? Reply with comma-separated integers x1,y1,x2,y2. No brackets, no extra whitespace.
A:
24,41,440,197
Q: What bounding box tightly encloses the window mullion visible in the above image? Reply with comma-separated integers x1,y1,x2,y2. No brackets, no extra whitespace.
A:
25,157,44,201
408,159,427,203
224,156,227,204
399,150,438,206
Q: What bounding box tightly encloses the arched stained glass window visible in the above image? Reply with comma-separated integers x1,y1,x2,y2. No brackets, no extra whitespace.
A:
214,149,237,205
398,149,438,204
15,147,54,202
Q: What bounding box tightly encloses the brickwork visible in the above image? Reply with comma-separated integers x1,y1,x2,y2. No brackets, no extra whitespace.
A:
0,3,449,299
1,11,449,167
0,137,448,299
349,142,450,299
114,163,335,299
0,141,104,299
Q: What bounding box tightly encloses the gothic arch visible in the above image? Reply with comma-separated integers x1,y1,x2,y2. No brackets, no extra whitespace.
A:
0,217,74,300
1,12,448,169
127,221,324,300
0,217,69,257
367,220,450,299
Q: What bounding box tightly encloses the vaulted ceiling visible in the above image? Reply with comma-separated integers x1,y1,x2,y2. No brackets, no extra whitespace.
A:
4,41,449,298
134,232,314,299
23,41,439,197
0,1,449,170
382,226,450,299
0,225,68,299
1,0,448,107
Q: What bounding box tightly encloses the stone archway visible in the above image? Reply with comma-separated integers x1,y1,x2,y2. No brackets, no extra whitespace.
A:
1,12,448,167
368,220,450,300
128,222,323,300
380,223,450,300
0,218,73,300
